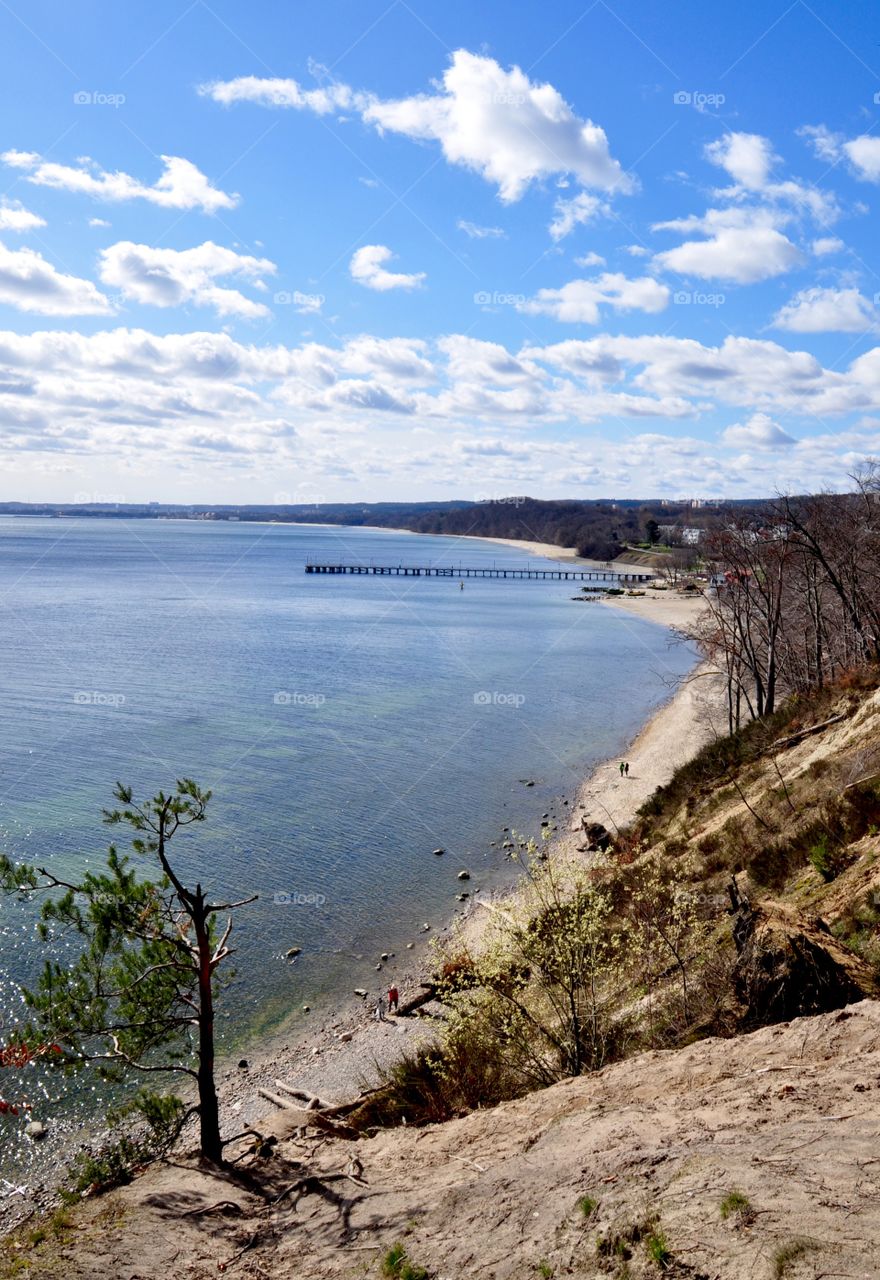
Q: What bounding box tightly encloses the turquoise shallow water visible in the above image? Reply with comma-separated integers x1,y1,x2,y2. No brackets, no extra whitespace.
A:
0,518,694,1180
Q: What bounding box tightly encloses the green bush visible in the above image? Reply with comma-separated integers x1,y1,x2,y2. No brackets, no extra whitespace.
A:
808,834,849,883
382,1242,429,1280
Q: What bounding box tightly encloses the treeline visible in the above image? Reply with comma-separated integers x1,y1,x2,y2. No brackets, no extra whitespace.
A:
312,498,708,560
695,463,880,732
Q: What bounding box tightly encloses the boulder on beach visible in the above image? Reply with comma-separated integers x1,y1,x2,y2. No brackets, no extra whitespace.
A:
25,1120,47,1140
354,988,368,997
432,848,445,856
582,821,612,852
286,946,301,958
458,870,471,880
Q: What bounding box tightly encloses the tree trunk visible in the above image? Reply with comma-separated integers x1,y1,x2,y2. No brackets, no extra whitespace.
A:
194,892,223,1162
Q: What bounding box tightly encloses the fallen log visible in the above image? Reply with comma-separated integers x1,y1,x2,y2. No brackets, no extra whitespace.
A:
397,982,439,1016
772,712,847,750
257,1087,297,1111
273,1080,328,1110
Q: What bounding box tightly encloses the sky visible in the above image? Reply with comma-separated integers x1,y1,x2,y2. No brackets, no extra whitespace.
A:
2,0,880,503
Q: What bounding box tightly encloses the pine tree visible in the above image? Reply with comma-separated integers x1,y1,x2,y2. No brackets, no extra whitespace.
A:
0,779,254,1162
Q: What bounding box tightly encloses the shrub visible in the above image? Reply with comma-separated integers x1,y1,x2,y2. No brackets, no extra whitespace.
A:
382,1243,428,1280
645,1229,672,1268
720,1190,755,1223
808,834,849,883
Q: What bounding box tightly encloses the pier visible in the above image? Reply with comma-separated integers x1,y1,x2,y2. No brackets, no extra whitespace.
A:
305,562,654,583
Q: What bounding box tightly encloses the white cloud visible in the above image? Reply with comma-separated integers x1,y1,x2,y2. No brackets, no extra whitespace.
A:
199,75,359,113
722,412,796,449
4,327,880,499
349,244,425,291
457,219,506,239
842,135,880,182
98,241,276,318
772,286,877,334
2,151,237,213
707,131,776,189
707,130,838,224
88,217,111,229
549,192,608,240
0,240,111,314
520,273,670,324
812,236,843,256
654,218,801,283
575,251,605,267
203,50,633,204
800,124,880,184
0,199,45,232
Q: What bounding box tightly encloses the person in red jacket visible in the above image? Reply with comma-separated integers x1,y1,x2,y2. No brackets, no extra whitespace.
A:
387,985,399,1013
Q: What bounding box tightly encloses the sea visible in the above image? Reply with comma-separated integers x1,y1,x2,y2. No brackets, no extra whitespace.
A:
0,517,695,1189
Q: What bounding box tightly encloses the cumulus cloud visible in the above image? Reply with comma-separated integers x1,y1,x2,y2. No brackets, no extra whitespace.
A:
3,327,880,497
707,130,839,224
349,244,425,291
0,199,46,232
707,131,777,190
653,208,802,283
203,50,633,204
772,286,878,334
0,240,111,314
653,129,839,287
98,241,276,318
519,273,669,324
800,124,880,185
2,151,237,213
722,412,796,449
457,219,506,239
575,251,605,268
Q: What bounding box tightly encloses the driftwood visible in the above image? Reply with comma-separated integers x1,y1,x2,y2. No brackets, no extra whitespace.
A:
256,1087,296,1111
771,712,847,750
273,1080,328,1109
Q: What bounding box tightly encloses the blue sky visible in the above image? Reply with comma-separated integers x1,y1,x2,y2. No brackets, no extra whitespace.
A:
2,0,880,502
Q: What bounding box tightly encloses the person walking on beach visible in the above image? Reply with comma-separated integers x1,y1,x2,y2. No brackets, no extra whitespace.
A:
387,984,399,1013
373,994,387,1022
619,761,625,777
625,761,630,777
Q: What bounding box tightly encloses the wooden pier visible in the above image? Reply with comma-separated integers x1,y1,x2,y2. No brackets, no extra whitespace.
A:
305,562,654,583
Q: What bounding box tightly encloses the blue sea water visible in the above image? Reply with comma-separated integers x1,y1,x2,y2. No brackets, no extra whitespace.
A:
0,518,694,1176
